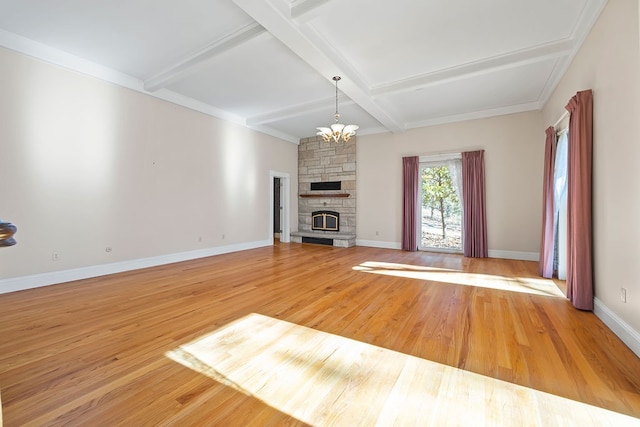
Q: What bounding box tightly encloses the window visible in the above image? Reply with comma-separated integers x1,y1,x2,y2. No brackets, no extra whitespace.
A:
419,154,463,253
554,130,569,279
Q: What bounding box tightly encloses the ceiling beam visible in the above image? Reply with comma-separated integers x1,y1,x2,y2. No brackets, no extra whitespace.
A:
144,22,266,92
371,40,574,97
247,94,354,125
232,0,406,133
290,0,332,21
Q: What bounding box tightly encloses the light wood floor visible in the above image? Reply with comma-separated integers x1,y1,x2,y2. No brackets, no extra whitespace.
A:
1,243,639,425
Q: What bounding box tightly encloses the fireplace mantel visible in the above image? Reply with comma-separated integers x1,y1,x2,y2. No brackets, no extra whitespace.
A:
299,193,350,198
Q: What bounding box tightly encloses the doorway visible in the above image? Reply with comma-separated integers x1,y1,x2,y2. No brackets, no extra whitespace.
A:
273,177,282,240
418,154,463,253
269,171,290,244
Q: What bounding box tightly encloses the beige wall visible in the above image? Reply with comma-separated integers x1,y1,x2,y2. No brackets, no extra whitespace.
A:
0,47,298,281
356,111,544,257
543,0,640,335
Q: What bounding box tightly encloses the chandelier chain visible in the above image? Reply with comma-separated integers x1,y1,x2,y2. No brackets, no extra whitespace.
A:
316,75,358,143
335,76,339,121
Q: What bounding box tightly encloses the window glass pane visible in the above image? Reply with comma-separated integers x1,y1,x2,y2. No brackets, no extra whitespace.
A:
419,163,463,252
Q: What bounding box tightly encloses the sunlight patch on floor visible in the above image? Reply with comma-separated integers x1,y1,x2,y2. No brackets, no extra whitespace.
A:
166,313,637,426
353,261,565,298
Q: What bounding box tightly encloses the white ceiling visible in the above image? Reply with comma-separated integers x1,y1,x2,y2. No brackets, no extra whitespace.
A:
0,0,607,143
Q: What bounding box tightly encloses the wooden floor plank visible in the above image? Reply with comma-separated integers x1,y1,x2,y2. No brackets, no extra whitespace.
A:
0,243,639,425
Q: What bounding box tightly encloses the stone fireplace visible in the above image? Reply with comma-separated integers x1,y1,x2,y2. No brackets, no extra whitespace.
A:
291,135,356,247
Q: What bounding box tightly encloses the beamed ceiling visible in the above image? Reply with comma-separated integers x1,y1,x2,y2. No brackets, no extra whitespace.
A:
0,0,607,143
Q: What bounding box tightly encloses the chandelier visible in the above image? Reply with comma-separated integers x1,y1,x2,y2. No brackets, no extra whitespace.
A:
0,220,17,247
316,76,359,143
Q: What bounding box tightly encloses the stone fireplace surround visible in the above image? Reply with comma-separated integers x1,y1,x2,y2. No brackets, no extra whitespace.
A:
290,135,356,247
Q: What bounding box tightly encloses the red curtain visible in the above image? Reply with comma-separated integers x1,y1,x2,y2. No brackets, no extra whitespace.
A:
462,150,488,258
566,90,594,310
402,156,419,251
539,127,556,278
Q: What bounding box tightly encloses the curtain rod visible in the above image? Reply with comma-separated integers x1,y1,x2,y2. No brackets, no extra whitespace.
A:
554,110,569,128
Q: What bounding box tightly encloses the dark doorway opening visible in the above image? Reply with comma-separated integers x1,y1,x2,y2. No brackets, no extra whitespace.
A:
273,177,282,242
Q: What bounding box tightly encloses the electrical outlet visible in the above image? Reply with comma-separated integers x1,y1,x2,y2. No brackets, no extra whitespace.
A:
621,288,627,303
52,252,59,261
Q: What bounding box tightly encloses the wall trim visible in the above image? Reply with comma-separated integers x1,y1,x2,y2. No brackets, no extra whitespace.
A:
0,240,271,295
488,250,539,261
594,298,640,358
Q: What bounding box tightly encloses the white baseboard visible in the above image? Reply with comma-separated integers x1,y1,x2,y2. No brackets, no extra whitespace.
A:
488,250,539,261
356,240,402,250
594,298,640,358
0,240,271,295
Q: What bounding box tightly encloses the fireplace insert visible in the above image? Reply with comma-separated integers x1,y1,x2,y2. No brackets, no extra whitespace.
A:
311,211,339,232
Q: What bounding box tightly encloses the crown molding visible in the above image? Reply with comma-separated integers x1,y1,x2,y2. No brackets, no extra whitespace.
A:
538,0,608,108
406,101,543,130
0,29,305,145
0,28,144,91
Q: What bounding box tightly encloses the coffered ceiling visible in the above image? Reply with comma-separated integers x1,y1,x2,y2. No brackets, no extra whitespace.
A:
0,0,607,143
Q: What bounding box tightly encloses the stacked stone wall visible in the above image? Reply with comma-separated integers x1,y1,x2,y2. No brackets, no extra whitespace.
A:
297,135,356,235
